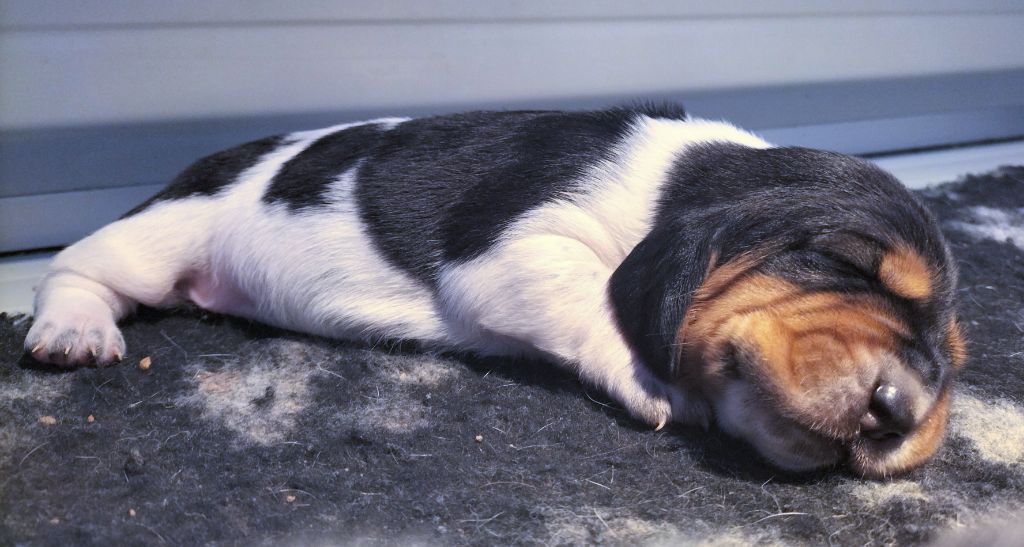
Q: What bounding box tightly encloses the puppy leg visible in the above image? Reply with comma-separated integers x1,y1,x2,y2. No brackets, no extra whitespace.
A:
25,198,217,366
441,235,710,428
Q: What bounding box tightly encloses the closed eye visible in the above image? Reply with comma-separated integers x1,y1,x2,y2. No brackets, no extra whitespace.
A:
764,249,877,292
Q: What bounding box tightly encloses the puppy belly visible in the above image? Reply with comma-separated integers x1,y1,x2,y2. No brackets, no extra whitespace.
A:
208,242,449,344
182,271,257,318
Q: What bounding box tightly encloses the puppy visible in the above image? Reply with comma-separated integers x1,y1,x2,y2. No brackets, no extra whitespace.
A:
24,106,965,477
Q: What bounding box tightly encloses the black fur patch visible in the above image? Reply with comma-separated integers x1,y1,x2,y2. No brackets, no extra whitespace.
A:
356,109,648,282
123,136,281,217
610,143,957,384
263,124,385,210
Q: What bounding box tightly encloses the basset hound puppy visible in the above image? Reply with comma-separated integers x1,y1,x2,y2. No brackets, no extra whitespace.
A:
25,106,965,477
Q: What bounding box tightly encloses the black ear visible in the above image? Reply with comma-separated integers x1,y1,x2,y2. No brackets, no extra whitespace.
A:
608,223,717,381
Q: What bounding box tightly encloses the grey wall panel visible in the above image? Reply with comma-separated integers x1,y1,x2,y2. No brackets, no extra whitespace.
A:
760,106,1024,154
3,10,1023,130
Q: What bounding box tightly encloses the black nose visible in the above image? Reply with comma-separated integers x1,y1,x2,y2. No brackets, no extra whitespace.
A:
860,384,916,441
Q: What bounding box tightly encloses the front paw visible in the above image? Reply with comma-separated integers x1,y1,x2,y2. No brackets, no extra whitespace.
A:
25,295,125,367
617,375,712,431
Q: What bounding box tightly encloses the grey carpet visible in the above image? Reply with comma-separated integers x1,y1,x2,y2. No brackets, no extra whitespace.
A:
2,166,1024,546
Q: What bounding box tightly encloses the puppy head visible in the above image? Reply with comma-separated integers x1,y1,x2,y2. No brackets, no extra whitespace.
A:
668,150,963,478
611,144,963,477
678,243,963,477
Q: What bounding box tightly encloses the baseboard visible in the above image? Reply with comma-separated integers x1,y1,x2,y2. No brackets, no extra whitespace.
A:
0,184,163,253
871,140,1024,189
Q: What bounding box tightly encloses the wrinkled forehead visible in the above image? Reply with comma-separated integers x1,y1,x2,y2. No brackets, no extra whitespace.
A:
757,230,956,312
746,237,960,385
682,146,958,300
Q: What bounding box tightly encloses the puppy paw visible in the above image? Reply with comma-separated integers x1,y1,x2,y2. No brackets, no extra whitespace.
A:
614,371,712,431
25,291,125,367
620,388,676,430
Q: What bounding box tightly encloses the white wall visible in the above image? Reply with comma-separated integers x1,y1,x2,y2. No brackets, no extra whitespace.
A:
3,0,1024,130
2,0,1024,252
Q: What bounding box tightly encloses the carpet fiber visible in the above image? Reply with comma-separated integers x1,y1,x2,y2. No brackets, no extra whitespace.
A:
2,166,1024,545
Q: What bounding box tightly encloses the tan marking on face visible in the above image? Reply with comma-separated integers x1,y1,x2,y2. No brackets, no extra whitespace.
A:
679,253,950,476
879,246,933,300
692,251,763,303
947,318,967,370
679,272,799,390
849,390,950,478
680,264,924,470
771,296,904,391
682,271,905,397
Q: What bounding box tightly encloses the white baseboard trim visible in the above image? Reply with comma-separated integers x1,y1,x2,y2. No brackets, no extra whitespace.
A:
871,140,1024,189
0,184,163,253
0,252,52,315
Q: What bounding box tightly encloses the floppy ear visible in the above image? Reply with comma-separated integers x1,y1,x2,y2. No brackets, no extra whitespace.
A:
608,223,718,381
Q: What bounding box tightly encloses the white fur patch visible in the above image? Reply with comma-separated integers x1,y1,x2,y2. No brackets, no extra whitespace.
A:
946,206,1024,251
0,357,71,459
285,117,407,143
437,118,763,426
217,164,447,342
197,117,441,340
340,355,459,434
849,480,930,507
350,397,431,434
544,508,683,545
951,391,1024,464
505,116,770,265
382,357,456,387
931,514,1024,547
0,367,69,404
543,507,779,546
178,340,319,445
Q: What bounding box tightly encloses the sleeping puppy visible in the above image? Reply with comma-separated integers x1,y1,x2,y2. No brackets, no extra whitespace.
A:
24,106,965,478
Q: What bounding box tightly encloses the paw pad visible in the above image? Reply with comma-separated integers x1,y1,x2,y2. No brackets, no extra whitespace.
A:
25,314,125,367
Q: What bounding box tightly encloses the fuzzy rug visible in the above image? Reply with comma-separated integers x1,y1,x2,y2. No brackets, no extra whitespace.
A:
2,166,1024,546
